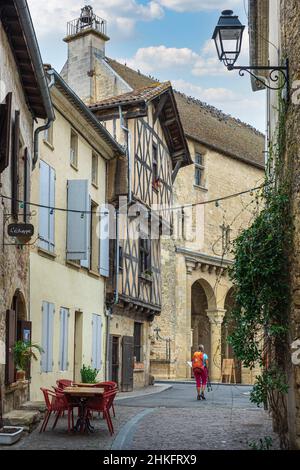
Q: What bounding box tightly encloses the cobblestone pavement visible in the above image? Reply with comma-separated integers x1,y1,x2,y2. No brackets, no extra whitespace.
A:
0,384,280,450
116,384,281,450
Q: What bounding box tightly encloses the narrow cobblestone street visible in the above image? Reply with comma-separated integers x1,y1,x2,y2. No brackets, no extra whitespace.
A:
2,384,280,451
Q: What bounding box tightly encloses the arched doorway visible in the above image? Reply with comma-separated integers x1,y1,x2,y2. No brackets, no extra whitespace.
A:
191,279,213,358
222,287,242,383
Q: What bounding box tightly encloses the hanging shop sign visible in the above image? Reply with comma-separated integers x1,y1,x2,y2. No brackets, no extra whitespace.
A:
8,223,34,240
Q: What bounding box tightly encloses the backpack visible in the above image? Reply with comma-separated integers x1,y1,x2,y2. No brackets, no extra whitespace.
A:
192,351,204,371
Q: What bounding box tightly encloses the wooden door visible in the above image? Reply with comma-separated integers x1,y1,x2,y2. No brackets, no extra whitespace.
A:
112,336,119,385
5,309,16,385
122,336,134,392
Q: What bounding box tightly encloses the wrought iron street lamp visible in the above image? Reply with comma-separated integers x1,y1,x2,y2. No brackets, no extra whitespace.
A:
212,10,289,93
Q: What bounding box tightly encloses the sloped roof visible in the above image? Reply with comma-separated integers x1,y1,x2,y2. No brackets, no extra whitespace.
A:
0,1,53,120
90,80,192,167
90,82,171,109
105,57,265,168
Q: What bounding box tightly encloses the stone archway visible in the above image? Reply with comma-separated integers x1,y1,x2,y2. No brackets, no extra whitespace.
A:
11,289,27,323
191,280,211,357
221,287,242,383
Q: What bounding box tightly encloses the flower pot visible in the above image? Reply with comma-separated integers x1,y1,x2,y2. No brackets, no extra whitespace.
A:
0,427,23,445
16,370,26,381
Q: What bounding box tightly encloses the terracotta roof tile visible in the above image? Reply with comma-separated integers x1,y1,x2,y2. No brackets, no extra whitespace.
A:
90,82,171,108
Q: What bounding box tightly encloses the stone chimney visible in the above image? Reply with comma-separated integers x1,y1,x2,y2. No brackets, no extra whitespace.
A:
62,5,110,104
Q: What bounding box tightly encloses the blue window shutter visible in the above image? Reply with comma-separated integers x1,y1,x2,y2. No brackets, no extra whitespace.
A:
41,302,48,373
81,195,91,269
59,308,69,371
49,167,55,252
47,303,55,373
39,161,50,251
66,180,89,260
97,315,102,370
91,314,97,369
99,206,110,277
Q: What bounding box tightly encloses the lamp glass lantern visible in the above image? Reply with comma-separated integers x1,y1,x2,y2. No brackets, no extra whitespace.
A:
212,10,245,67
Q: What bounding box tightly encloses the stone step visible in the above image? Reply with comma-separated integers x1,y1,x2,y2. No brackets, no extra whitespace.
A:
19,401,46,413
3,409,41,433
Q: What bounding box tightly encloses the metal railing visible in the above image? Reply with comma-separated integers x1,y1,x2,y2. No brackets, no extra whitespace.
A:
66,15,107,37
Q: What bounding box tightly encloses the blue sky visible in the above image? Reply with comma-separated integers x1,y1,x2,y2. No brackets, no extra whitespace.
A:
28,0,265,132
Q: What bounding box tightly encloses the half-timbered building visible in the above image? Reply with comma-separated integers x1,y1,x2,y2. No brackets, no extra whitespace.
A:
61,7,192,389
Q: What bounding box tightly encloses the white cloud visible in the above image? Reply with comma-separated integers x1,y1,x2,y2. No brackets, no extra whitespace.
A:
157,0,242,13
27,0,164,38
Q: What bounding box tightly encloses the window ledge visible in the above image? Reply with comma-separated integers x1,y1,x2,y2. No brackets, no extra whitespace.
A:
38,247,57,260
66,260,81,270
193,184,208,192
43,140,54,151
139,274,153,284
88,269,100,279
70,163,78,172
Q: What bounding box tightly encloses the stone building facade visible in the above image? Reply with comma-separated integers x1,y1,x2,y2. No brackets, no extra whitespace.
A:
0,1,53,413
248,0,300,451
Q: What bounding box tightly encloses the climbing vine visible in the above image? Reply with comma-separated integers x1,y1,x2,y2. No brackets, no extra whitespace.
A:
227,90,292,448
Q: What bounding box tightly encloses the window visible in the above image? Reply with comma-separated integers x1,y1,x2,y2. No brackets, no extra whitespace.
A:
0,92,12,174
119,245,123,272
41,302,55,373
194,152,205,187
139,237,151,274
113,118,117,140
39,160,55,252
152,144,158,188
92,153,98,186
44,122,53,146
134,322,142,362
59,308,69,371
91,314,102,370
11,110,20,219
66,179,89,261
70,129,78,168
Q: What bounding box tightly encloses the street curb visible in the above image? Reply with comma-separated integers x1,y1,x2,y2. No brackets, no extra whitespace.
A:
115,384,173,401
111,408,156,450
155,380,253,386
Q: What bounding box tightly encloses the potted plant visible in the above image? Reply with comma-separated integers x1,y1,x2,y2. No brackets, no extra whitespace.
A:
12,340,43,382
0,381,24,445
80,364,99,384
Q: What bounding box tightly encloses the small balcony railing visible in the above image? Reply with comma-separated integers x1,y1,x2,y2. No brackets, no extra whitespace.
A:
66,15,107,37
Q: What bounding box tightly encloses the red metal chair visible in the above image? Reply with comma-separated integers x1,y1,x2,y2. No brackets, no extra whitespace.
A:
93,382,118,417
40,388,75,433
56,379,73,389
86,389,117,435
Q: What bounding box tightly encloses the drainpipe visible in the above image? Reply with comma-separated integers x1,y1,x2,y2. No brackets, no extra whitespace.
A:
32,71,55,169
105,306,113,381
118,106,132,204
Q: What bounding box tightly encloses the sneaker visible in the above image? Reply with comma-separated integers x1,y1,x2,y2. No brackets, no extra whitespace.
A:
197,394,201,400
201,393,206,400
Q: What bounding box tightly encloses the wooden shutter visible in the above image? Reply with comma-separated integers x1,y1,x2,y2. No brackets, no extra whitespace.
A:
81,195,91,269
5,309,16,385
11,110,20,219
41,302,55,373
122,336,134,392
99,206,110,277
47,303,55,373
0,92,12,173
66,180,89,260
91,314,102,370
39,161,55,252
108,335,113,381
59,308,69,371
23,148,31,223
49,167,55,252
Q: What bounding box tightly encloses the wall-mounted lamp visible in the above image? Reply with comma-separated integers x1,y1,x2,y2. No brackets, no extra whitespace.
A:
212,10,289,93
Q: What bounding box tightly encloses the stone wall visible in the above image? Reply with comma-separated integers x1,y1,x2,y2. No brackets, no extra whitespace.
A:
0,20,33,411
280,0,300,450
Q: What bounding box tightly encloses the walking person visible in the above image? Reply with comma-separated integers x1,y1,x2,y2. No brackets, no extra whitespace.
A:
192,344,209,400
